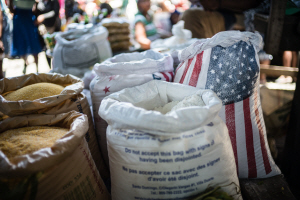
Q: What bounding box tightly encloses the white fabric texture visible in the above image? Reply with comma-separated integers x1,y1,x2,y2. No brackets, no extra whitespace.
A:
90,50,174,168
174,31,281,178
52,25,112,78
99,80,242,200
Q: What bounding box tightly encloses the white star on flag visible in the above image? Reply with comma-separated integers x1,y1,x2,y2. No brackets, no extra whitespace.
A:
224,98,228,102
204,41,258,107
246,46,249,49
217,92,221,96
213,55,217,60
237,95,241,99
250,58,254,62
209,85,214,89
233,45,237,48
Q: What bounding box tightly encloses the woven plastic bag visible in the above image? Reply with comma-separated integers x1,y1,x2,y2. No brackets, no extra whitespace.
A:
52,25,112,78
151,20,198,50
174,31,281,178
90,50,174,168
99,80,242,200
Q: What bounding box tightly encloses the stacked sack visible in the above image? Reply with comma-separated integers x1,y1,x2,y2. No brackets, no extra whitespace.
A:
0,73,110,184
101,18,131,52
174,31,281,179
0,111,110,200
90,50,174,169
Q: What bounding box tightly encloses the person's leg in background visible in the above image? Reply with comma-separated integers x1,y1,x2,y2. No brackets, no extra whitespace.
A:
283,51,293,67
258,50,273,84
34,54,39,73
277,51,299,83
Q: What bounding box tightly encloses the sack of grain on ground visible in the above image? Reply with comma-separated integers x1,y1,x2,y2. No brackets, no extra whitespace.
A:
0,111,110,200
0,73,110,183
52,25,112,78
99,80,242,200
0,73,82,115
90,50,174,170
174,31,281,179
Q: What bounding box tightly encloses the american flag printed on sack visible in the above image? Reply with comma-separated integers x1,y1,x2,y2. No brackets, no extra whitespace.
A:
174,40,281,178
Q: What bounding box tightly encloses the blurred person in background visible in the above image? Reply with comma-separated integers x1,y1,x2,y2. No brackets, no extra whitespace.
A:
153,0,175,38
9,0,42,74
181,0,262,38
170,9,180,27
134,0,159,50
92,2,112,24
65,0,74,20
0,0,12,79
33,0,61,34
33,0,61,68
100,2,112,18
85,0,97,19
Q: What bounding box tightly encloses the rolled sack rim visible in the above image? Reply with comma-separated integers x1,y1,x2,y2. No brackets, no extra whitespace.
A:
99,80,222,134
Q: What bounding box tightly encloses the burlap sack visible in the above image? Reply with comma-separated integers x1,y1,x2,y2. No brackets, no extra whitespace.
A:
0,73,109,182
0,111,110,200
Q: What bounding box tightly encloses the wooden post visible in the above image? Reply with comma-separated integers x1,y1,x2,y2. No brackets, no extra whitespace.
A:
281,62,300,199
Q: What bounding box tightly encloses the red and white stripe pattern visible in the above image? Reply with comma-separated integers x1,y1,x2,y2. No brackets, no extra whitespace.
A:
153,71,174,82
174,43,280,178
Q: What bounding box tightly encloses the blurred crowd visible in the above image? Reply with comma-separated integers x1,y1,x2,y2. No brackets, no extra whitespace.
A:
0,0,191,79
0,0,299,81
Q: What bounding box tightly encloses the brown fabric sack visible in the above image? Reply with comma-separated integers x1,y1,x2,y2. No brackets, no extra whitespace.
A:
0,73,109,181
0,111,110,200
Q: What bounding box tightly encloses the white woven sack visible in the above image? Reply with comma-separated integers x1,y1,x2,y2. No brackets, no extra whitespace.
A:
52,25,112,78
99,80,242,200
0,111,110,200
151,20,198,50
90,50,174,168
174,30,281,178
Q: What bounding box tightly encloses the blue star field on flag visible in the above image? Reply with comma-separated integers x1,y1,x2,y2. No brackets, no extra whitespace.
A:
205,41,259,105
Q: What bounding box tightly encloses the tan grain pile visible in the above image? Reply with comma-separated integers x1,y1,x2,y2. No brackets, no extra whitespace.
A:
4,83,65,101
0,126,68,159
